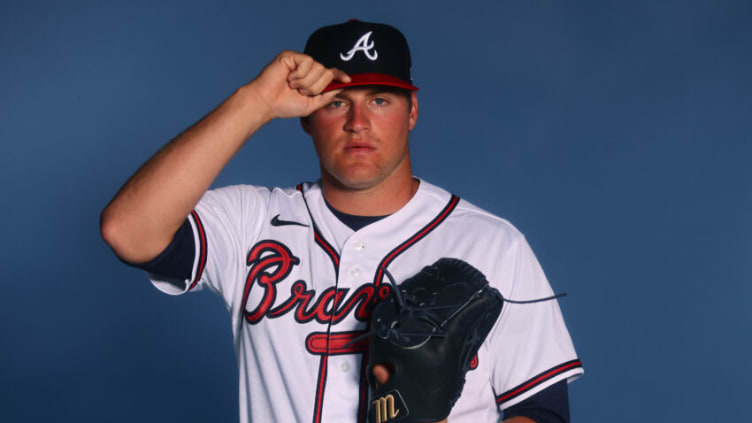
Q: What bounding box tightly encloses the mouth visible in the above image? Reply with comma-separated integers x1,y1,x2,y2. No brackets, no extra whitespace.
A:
344,142,376,153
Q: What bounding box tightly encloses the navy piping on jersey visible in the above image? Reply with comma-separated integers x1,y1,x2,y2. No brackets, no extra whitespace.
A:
496,359,583,406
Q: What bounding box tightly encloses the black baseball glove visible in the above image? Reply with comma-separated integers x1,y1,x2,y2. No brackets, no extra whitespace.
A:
366,258,504,423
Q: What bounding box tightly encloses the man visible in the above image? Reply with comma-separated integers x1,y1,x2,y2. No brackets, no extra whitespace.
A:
101,20,582,423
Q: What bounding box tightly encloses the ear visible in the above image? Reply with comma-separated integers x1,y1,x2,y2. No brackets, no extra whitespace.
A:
300,116,312,135
408,92,418,130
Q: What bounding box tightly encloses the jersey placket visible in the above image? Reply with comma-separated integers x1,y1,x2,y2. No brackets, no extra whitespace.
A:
320,236,375,423
298,182,461,423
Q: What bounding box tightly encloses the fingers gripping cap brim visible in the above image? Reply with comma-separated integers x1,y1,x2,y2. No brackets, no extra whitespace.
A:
323,73,419,92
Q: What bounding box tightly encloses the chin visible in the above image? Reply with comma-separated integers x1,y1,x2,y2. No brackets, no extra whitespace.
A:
335,175,382,191
328,168,386,191
323,156,408,191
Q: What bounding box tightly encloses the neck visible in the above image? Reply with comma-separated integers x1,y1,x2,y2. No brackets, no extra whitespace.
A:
321,168,419,216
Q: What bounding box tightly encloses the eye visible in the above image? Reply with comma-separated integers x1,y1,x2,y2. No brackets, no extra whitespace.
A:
372,97,388,106
327,100,345,109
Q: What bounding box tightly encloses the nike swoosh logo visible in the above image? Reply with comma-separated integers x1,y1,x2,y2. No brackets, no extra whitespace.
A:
270,214,309,228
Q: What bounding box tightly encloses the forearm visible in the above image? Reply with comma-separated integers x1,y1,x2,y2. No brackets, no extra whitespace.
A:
102,49,348,263
101,83,271,263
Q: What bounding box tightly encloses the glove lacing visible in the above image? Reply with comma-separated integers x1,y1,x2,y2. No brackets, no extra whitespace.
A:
345,267,567,349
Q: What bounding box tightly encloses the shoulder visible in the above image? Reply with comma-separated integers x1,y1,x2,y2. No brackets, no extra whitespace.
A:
202,183,305,204
193,184,308,228
205,184,272,198
411,180,548,306
419,179,525,246
454,198,523,240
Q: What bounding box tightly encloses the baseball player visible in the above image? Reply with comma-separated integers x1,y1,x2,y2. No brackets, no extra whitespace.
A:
101,20,583,423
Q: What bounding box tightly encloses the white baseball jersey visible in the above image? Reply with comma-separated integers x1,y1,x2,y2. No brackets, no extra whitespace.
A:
148,178,583,423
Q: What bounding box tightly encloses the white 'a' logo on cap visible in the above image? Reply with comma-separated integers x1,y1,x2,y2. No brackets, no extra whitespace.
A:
340,31,378,61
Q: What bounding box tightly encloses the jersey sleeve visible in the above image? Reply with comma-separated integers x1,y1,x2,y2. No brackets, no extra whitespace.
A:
148,185,268,307
487,234,583,410
502,380,570,423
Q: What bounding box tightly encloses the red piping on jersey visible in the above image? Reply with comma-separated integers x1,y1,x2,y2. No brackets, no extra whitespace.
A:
312,355,328,423
495,359,583,405
307,331,369,423
297,184,340,273
297,183,342,423
373,195,460,288
188,210,207,291
314,231,339,268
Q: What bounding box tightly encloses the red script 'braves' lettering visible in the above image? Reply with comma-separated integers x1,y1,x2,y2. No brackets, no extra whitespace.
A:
242,240,391,325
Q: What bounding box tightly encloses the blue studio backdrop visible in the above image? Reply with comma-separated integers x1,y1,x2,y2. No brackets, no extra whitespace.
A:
1,1,750,422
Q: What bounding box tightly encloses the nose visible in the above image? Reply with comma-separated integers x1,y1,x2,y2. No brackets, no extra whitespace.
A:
344,103,370,134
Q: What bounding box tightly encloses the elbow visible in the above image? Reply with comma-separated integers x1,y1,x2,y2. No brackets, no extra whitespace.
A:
100,206,145,264
100,206,171,264
100,206,132,261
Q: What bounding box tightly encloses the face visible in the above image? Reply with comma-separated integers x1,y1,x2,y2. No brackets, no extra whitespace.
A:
302,87,418,191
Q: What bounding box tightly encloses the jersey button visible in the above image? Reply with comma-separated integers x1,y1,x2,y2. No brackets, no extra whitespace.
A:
350,267,360,277
340,362,350,372
354,242,365,251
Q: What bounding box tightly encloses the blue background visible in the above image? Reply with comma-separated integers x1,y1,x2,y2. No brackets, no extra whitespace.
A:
2,0,750,421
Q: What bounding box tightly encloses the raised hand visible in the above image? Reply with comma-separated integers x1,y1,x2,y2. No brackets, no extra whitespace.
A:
248,50,351,119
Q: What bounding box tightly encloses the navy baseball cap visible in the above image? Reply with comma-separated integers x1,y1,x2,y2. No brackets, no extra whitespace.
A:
303,19,418,92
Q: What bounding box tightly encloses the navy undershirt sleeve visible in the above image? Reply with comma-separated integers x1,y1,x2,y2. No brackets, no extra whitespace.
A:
121,218,196,280
502,380,570,423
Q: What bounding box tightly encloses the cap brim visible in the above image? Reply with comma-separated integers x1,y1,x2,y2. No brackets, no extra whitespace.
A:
323,73,418,92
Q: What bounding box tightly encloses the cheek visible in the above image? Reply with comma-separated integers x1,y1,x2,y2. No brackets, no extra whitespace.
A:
380,115,411,142
308,120,341,152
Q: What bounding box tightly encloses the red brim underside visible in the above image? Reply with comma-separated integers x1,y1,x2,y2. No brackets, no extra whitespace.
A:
323,73,419,92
